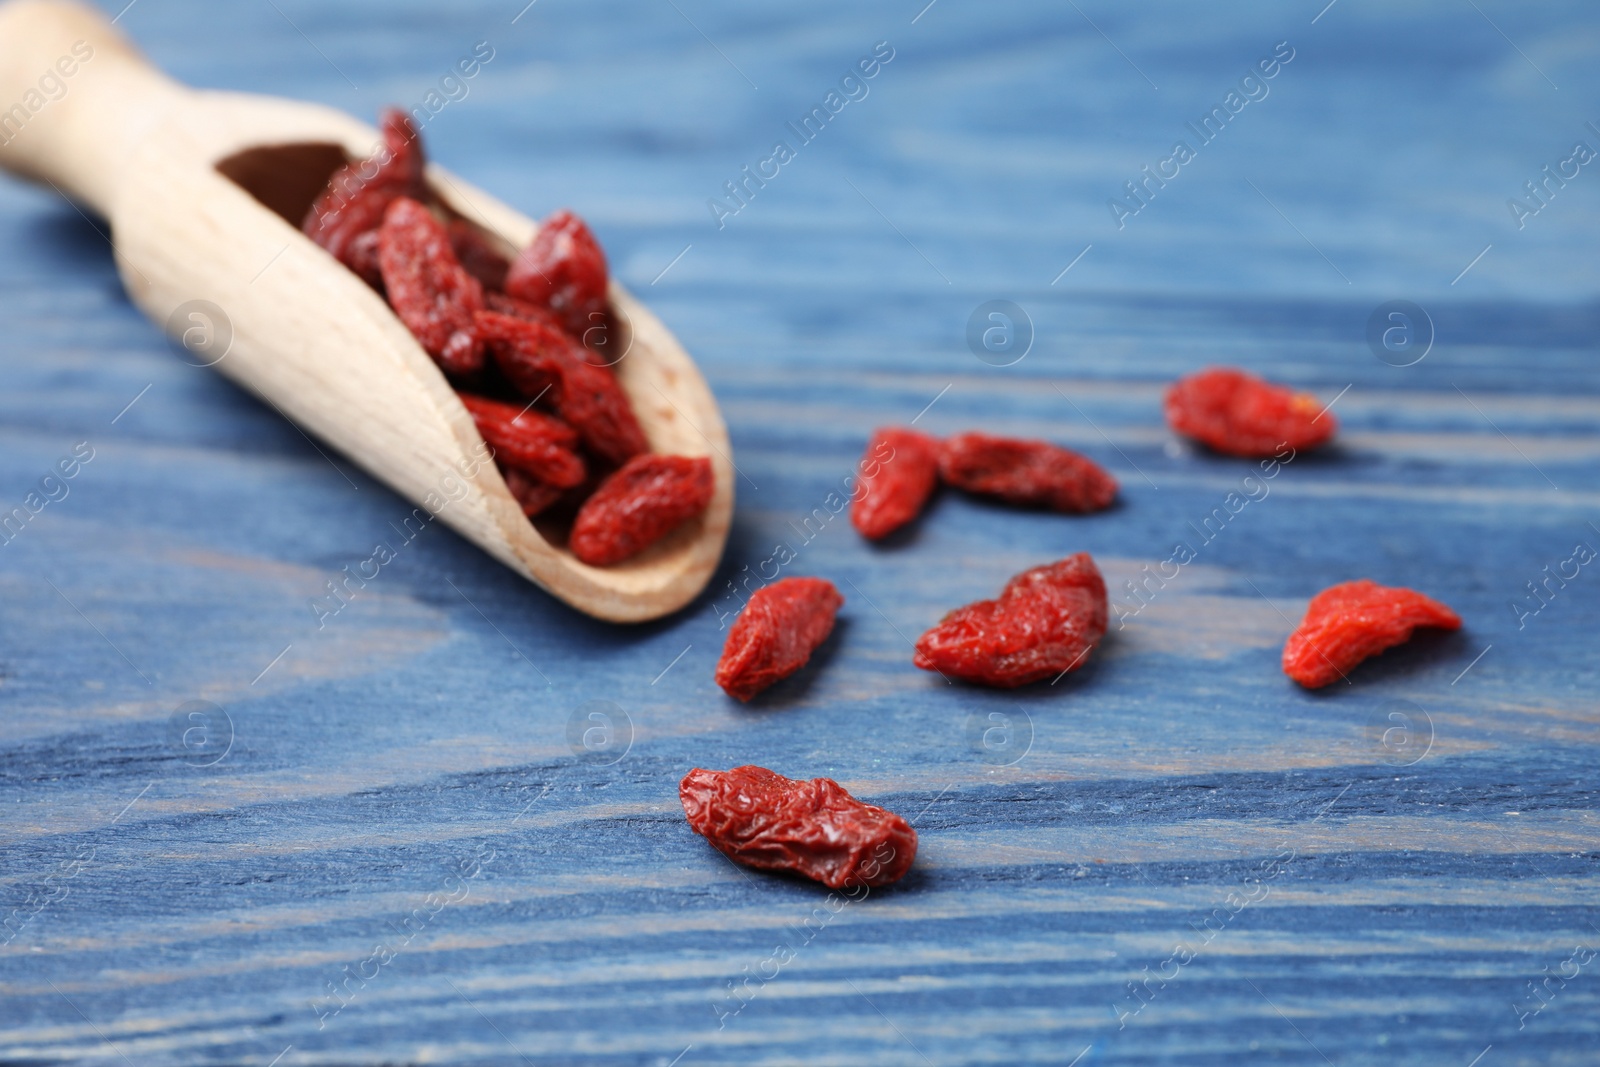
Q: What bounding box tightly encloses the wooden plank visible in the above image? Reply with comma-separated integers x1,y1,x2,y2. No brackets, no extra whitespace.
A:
1,0,1597,1064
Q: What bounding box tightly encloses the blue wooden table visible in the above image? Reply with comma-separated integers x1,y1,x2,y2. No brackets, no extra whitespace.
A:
2,1,1597,1064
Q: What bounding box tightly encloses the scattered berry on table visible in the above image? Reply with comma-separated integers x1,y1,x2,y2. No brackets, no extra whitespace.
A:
680,765,917,888
1165,366,1336,458
915,553,1108,688
1282,579,1461,688
938,432,1117,513
715,577,843,701
852,426,941,540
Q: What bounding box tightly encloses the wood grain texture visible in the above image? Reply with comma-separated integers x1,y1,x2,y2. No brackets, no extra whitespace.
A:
1,0,1597,1064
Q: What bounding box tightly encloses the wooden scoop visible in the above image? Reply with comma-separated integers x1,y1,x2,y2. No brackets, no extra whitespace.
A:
0,0,732,622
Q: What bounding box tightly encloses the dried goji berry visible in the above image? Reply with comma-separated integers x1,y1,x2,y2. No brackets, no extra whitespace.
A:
458,393,586,489
1282,579,1461,689
378,197,485,378
574,309,628,369
1165,367,1336,458
914,553,1107,688
303,108,426,286
485,293,617,370
345,229,383,291
680,765,917,888
484,290,569,333
505,209,609,339
852,427,941,540
476,310,564,402
715,577,843,701
568,454,714,566
475,310,647,465
502,466,566,518
938,433,1117,513
449,219,511,292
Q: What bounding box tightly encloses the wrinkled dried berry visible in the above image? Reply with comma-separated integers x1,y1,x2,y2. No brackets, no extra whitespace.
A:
939,432,1117,513
475,304,564,399
449,219,511,292
715,577,842,701
1165,367,1336,458
1282,579,1461,689
914,553,1108,688
378,198,485,377
505,209,609,339
345,229,383,291
303,108,426,287
502,466,566,518
680,765,916,888
574,308,628,368
475,310,648,466
484,290,569,332
568,454,714,566
853,427,941,540
458,393,585,489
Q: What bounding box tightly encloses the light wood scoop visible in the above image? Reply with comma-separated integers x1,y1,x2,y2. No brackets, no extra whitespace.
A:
0,0,732,622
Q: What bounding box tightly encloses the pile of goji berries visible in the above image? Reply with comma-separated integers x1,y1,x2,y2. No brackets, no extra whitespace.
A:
303,109,712,567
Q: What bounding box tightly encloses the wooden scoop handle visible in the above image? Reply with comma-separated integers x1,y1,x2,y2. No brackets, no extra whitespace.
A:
0,0,184,215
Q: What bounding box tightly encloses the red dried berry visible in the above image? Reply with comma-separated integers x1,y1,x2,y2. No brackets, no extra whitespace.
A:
378,198,485,378
303,108,427,285
574,309,628,369
505,209,610,339
475,310,648,466
448,219,511,292
458,393,586,489
680,765,916,889
1282,579,1461,689
568,454,714,566
475,305,564,399
345,229,384,290
938,433,1117,513
852,427,941,540
715,577,843,701
1165,367,1336,458
501,466,565,518
914,553,1108,688
484,290,569,332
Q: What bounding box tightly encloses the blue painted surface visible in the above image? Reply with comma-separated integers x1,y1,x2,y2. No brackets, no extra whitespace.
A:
2,1,1598,1064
